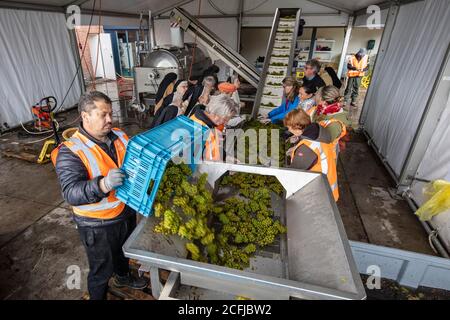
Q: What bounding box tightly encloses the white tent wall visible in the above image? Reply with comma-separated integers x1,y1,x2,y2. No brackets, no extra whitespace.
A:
0,8,82,129
409,51,450,252
410,95,450,249
359,0,450,177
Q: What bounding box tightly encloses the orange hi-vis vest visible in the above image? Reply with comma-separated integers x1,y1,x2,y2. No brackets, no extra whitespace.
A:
51,128,129,219
347,55,368,77
319,118,347,158
291,138,339,201
190,114,222,161
306,106,317,120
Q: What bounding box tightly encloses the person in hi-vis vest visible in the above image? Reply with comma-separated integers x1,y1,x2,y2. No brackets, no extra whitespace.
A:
344,48,369,106
283,108,340,201
52,91,148,299
190,94,238,162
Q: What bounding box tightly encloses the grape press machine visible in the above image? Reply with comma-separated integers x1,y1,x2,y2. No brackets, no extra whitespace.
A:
121,160,366,300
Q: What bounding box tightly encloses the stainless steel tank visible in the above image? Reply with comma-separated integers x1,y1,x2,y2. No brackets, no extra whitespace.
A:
141,43,210,80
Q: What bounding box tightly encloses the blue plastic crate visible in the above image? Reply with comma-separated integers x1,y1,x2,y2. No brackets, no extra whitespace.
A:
116,116,209,216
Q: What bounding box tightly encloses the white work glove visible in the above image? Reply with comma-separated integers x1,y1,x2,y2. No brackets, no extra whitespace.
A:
103,168,125,192
287,135,300,144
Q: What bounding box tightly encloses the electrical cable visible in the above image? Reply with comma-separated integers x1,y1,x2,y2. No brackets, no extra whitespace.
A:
207,0,230,15
22,133,55,145
19,119,60,136
20,122,53,135
243,0,270,13
54,0,97,113
208,0,270,15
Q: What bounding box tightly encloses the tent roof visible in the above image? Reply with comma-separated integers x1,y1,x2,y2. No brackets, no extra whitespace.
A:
0,0,391,16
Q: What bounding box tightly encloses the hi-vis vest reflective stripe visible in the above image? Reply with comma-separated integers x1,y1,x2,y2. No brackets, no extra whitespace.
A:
319,118,347,157
291,138,339,201
306,106,317,120
347,55,368,77
51,128,129,219
190,114,221,161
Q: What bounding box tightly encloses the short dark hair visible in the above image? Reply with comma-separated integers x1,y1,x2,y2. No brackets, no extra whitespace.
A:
78,91,112,114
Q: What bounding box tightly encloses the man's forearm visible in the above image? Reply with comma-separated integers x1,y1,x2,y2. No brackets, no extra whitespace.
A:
55,146,109,206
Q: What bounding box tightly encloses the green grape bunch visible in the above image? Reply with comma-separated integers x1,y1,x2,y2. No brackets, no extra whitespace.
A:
152,162,287,271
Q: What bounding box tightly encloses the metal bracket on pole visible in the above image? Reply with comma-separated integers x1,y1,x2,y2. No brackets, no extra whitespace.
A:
336,15,354,79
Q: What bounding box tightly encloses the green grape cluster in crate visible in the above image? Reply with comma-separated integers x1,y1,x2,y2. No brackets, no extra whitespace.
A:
152,163,287,270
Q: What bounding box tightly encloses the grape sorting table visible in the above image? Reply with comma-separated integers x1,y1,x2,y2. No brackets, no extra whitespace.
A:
122,162,366,300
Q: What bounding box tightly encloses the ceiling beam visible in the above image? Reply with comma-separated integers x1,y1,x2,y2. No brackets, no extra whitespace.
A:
305,0,351,14
152,0,195,17
64,0,91,8
154,12,344,19
353,0,393,16
0,0,63,12
80,8,142,19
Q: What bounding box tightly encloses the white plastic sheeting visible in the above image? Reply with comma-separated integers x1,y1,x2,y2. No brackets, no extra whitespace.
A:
361,0,450,176
0,8,81,128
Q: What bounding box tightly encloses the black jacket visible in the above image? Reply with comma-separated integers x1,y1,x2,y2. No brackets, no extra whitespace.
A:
184,84,204,116
149,104,179,129
302,74,326,91
55,124,135,227
289,123,331,170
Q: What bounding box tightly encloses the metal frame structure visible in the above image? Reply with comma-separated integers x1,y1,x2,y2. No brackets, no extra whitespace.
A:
350,240,450,290
3,0,450,295
336,15,354,79
123,162,366,300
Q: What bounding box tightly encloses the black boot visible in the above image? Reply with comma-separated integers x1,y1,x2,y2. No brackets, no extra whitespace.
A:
112,273,149,290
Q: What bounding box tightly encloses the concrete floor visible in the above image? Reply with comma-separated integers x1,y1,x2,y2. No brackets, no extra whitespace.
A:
0,82,437,299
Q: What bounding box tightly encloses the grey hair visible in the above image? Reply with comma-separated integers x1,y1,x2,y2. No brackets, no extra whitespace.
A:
202,76,216,87
205,94,238,118
172,91,184,106
305,58,321,73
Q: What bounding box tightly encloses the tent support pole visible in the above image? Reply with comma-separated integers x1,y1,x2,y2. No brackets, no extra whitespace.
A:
397,43,450,189
359,3,399,125
337,15,354,79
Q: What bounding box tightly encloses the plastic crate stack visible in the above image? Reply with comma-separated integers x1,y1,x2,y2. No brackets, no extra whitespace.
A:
116,116,208,216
